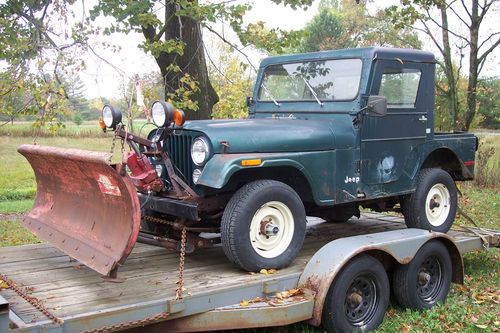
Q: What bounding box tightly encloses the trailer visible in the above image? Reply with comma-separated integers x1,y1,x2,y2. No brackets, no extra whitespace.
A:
1,212,498,333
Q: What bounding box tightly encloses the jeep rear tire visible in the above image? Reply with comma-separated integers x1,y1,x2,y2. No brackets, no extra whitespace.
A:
403,168,457,233
221,180,306,272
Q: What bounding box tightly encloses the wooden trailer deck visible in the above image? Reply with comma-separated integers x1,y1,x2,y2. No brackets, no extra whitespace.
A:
1,213,498,332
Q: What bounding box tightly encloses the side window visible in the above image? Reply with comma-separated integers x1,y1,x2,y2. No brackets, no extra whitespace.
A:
379,68,421,108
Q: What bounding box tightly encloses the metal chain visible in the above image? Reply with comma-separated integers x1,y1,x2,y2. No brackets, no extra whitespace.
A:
143,215,178,227
108,132,118,163
0,273,63,325
176,227,187,300
81,311,170,333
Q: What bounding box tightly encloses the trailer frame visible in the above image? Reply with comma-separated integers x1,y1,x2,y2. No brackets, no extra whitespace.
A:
1,212,498,333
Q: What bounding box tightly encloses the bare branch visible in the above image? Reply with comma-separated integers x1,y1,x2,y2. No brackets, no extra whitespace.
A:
478,32,500,51
478,37,500,69
479,0,495,22
424,5,470,45
447,1,470,27
460,0,473,19
204,24,258,72
418,18,445,57
40,0,50,21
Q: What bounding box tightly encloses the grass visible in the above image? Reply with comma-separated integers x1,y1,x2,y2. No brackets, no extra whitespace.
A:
379,250,500,332
0,120,156,138
0,219,40,247
0,123,498,332
0,199,33,213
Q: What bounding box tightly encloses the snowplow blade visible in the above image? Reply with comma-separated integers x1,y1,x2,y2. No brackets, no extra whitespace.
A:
18,144,141,276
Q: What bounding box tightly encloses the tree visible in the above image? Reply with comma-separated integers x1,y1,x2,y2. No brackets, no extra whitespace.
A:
0,0,90,129
208,44,253,119
90,0,312,120
387,0,499,131
297,0,421,52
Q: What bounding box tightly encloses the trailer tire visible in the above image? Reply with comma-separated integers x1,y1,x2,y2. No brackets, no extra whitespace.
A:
403,168,457,232
221,180,306,272
322,255,389,333
393,240,452,309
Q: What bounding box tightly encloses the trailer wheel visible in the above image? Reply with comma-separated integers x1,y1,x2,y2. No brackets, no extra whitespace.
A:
322,255,389,333
393,240,452,309
221,180,306,272
403,168,457,232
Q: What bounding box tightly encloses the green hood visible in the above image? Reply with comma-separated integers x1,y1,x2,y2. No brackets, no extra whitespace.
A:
183,118,336,154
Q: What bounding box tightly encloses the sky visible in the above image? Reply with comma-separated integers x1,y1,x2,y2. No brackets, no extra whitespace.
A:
72,0,499,99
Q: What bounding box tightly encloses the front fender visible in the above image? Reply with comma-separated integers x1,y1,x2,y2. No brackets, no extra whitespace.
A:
197,152,309,189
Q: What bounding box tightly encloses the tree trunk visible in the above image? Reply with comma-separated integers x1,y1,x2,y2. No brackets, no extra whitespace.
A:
143,1,218,120
439,5,460,130
463,0,480,131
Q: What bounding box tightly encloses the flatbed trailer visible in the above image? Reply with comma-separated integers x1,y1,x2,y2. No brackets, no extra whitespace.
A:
1,212,498,333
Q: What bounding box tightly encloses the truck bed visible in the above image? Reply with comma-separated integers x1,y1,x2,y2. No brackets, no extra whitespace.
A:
1,213,498,332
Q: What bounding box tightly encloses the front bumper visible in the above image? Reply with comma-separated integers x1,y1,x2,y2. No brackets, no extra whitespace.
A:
138,193,199,221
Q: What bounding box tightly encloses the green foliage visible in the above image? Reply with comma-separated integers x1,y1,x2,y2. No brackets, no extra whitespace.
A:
476,77,500,129
296,0,421,53
209,45,253,119
73,112,83,126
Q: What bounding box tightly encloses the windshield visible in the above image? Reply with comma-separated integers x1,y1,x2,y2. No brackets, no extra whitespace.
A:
258,58,363,102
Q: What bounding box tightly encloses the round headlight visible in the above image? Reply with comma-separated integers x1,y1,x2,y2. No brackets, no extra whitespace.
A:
192,168,202,184
102,105,122,129
151,101,174,127
191,137,210,166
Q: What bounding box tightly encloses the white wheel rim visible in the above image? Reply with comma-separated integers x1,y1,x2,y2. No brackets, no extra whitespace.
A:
249,201,295,258
425,183,451,227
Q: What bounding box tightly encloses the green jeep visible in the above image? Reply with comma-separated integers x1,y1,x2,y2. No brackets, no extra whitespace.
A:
19,47,478,276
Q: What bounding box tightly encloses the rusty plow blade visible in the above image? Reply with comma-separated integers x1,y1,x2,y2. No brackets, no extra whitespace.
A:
18,144,141,276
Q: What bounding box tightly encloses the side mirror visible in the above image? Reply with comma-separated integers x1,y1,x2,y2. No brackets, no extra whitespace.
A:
246,96,255,108
367,95,387,117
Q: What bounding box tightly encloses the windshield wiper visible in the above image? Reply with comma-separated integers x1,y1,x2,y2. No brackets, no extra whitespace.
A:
261,82,281,107
301,76,324,107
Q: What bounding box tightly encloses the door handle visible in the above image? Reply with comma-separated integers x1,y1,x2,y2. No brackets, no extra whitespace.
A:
418,115,428,122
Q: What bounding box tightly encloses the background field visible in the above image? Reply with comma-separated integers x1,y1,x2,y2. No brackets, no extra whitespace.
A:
0,123,498,332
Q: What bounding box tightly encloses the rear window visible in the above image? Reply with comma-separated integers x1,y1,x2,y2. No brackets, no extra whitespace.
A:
258,58,363,102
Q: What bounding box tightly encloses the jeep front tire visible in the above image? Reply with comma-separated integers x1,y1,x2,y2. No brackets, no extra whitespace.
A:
221,180,306,272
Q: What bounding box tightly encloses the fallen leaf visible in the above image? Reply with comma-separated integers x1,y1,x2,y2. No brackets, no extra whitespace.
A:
475,324,488,329
259,268,277,275
240,300,249,307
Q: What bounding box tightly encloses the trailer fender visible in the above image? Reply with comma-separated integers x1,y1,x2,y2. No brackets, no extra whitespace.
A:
298,228,463,326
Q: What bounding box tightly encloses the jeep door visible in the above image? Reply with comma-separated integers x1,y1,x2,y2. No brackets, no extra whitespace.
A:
359,59,433,191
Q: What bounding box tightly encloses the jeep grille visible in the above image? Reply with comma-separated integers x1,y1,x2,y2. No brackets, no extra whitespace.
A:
164,132,196,186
